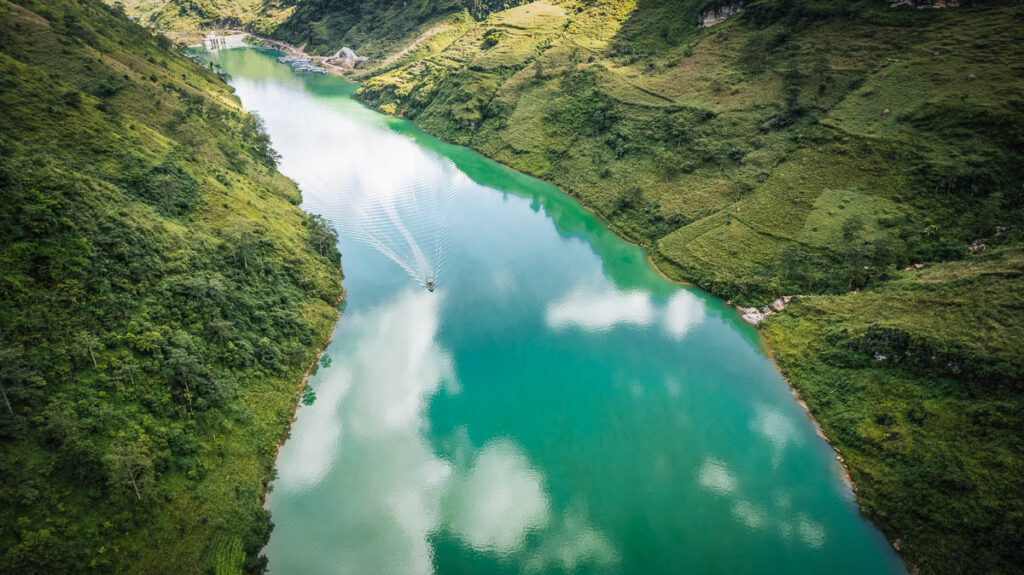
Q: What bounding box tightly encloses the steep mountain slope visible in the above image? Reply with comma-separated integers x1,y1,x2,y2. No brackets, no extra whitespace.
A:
273,0,536,60
339,0,1024,572
763,245,1024,573
118,0,292,35
119,0,535,65
358,0,1021,304
0,0,342,572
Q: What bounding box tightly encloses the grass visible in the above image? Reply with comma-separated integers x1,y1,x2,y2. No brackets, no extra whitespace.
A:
762,245,1024,573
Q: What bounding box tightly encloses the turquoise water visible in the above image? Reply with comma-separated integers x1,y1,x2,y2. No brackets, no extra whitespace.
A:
209,48,906,575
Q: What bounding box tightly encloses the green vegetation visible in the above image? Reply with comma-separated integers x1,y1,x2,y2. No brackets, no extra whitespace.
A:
344,0,1024,571
114,0,293,36
23,0,1024,571
117,0,536,70
0,0,342,572
356,0,1022,300
763,246,1024,573
271,0,537,75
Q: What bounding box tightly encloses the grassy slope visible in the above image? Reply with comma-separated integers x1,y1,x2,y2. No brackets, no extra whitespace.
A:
0,0,342,572
348,0,1023,572
117,0,293,35
273,0,474,59
762,246,1024,573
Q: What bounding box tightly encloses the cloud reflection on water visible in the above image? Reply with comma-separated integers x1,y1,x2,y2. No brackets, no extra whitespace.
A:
275,289,616,573
698,458,738,496
444,439,550,553
664,289,706,340
525,507,619,573
545,284,706,339
697,451,827,547
546,286,654,332
279,289,454,573
751,405,802,467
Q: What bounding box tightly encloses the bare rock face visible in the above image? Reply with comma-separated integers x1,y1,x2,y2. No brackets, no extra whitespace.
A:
738,296,797,325
328,46,368,67
698,3,743,27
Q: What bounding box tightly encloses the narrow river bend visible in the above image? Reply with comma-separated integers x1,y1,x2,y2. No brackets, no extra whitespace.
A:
208,48,906,575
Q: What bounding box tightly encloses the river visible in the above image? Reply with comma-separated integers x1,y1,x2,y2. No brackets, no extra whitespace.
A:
206,47,906,575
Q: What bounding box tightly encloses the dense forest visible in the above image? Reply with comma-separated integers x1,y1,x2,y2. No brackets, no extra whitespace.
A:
0,0,342,572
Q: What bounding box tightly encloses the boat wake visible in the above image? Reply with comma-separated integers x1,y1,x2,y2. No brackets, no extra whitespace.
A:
305,161,456,290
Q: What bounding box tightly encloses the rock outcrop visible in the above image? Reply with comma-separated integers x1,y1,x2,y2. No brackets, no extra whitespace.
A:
738,296,796,326
698,3,743,27
329,46,368,67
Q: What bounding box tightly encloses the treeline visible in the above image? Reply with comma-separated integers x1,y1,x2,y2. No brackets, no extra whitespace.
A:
0,0,341,572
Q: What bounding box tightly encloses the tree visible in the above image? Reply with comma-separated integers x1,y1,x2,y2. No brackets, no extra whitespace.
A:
163,347,207,412
230,228,259,272
0,344,31,416
117,356,139,388
306,213,340,264
104,441,153,500
209,319,234,342
75,331,101,368
482,28,502,49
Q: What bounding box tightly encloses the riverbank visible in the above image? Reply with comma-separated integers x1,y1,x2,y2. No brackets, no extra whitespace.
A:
0,4,348,571
185,30,360,76
263,287,346,510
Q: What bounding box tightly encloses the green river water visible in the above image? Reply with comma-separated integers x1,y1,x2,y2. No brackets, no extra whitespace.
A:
209,47,906,575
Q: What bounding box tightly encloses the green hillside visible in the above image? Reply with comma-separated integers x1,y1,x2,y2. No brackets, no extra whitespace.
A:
763,245,1024,573
333,0,1024,572
273,0,535,59
0,0,342,572
118,0,535,61
356,0,1022,306
117,0,292,36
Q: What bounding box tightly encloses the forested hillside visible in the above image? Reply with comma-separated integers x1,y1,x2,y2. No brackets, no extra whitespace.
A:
314,0,1024,572
0,0,342,572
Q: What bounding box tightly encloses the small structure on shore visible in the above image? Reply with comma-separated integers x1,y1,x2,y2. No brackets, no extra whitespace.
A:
201,33,247,51
277,56,327,75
